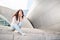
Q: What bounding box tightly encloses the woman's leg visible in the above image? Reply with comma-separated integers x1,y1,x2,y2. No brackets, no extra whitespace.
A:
13,24,25,35
11,25,15,31
11,24,25,35
18,22,23,28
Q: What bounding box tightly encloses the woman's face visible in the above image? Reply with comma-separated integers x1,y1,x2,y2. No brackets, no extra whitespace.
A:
18,11,23,17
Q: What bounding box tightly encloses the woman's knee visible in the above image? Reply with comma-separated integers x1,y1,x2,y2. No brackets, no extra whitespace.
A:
18,22,23,27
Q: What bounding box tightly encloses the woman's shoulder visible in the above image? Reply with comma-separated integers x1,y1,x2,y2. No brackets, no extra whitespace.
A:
22,16,26,21
12,16,16,18
22,16,25,20
12,16,16,19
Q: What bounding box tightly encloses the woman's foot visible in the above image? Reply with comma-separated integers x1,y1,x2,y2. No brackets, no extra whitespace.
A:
21,33,26,36
17,31,26,36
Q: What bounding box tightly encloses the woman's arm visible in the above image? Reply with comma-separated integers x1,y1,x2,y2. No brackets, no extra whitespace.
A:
11,16,16,25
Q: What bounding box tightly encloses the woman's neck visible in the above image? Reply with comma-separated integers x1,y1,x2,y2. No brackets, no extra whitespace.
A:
18,16,23,22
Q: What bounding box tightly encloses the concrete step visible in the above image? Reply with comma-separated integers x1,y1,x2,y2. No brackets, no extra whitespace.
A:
0,26,60,40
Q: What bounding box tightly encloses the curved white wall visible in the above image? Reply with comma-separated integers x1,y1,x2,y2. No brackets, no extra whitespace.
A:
0,6,16,24
27,0,60,31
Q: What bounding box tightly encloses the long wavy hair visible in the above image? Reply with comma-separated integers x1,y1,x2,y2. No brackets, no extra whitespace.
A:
13,9,24,21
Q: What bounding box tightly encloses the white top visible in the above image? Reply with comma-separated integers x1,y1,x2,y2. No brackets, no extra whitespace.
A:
11,16,24,26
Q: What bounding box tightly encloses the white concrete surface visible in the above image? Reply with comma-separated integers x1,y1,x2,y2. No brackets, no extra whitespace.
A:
0,26,60,40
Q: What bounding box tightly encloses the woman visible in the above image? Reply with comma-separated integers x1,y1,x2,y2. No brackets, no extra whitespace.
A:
11,9,25,35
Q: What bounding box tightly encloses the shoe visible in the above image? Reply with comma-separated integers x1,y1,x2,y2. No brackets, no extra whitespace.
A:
21,33,26,36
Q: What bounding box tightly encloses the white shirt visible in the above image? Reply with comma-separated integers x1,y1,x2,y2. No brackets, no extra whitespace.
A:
11,16,23,25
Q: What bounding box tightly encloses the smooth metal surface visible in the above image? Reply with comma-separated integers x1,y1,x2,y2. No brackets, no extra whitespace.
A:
27,0,60,32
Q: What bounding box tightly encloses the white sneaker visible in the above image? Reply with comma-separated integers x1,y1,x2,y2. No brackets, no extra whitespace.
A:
21,33,26,36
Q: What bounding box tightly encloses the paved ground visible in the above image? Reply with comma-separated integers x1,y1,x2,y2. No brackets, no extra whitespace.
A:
0,26,60,40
